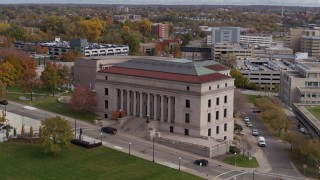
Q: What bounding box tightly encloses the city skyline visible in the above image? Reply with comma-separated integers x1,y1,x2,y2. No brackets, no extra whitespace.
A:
0,0,319,7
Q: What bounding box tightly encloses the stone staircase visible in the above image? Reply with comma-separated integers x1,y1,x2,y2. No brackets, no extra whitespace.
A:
121,117,146,138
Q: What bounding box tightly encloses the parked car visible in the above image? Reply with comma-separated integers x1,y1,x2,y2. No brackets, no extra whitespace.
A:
299,127,308,135
243,117,250,122
258,136,266,147
194,159,208,166
253,108,261,113
252,129,259,136
246,122,253,127
101,127,117,135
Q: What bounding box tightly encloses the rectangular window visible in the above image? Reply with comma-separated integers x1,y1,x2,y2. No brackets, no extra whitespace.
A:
185,129,189,136
105,88,108,95
105,76,108,80
216,126,219,134
104,114,108,118
217,84,220,89
187,86,190,91
170,126,174,133
186,100,190,108
209,86,211,90
225,83,227,87
216,111,219,120
105,100,108,109
224,109,227,118
208,99,211,107
208,113,211,122
216,97,220,105
185,113,190,123
224,123,227,131
208,128,211,136
224,96,227,103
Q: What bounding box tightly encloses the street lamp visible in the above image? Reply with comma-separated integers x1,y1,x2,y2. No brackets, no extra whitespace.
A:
74,113,77,139
100,132,103,143
129,142,131,155
234,152,237,167
179,157,181,171
152,137,155,162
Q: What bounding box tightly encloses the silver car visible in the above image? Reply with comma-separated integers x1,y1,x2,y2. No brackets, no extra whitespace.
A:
252,129,259,136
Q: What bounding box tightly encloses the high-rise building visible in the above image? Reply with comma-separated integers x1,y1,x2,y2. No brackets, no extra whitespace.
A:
284,28,304,53
151,23,169,39
211,27,240,44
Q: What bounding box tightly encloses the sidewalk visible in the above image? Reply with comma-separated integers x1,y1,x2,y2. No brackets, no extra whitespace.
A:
5,100,273,174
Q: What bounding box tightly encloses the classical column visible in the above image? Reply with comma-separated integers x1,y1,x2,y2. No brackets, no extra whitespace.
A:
140,92,143,118
168,96,171,123
133,91,137,117
127,90,130,115
154,94,157,120
160,95,164,122
147,93,150,116
120,89,123,111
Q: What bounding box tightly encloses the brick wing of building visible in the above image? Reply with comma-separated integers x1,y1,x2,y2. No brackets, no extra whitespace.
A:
96,59,235,140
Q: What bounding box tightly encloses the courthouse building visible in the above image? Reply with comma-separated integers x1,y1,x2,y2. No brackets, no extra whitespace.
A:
95,59,235,140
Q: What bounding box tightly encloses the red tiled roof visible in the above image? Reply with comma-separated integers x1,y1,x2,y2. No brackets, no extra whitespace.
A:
100,67,230,84
205,64,230,71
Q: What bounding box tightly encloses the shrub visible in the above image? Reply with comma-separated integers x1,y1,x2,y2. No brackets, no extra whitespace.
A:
229,146,241,154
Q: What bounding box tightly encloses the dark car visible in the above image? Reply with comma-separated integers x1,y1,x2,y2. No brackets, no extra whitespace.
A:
101,127,117,134
194,159,208,166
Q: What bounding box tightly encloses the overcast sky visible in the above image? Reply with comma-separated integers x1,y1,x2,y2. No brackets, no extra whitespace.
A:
0,0,319,7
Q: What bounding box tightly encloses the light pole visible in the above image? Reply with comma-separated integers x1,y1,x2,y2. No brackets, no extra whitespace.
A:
234,152,237,167
152,137,155,162
100,132,102,143
74,113,77,139
129,142,131,155
179,157,181,171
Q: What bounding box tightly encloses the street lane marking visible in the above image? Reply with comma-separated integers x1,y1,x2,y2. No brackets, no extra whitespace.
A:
113,146,123,150
225,172,247,180
216,170,234,177
23,106,37,110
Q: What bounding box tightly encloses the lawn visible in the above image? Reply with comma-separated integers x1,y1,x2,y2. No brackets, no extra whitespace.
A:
0,142,201,180
247,95,257,104
6,87,95,122
223,154,259,168
306,106,320,120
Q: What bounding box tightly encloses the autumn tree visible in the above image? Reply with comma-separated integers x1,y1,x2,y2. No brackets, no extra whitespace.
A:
135,18,152,36
7,23,26,41
233,89,250,117
173,44,181,58
0,80,6,100
21,124,25,139
41,62,69,96
29,126,33,143
0,61,16,87
20,58,39,94
41,15,67,36
79,17,105,42
122,33,141,55
60,50,83,62
40,116,73,156
1,54,23,82
230,68,250,88
69,84,97,113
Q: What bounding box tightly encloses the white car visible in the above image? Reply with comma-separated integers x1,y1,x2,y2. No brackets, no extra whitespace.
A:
252,129,259,136
246,122,253,127
243,117,250,122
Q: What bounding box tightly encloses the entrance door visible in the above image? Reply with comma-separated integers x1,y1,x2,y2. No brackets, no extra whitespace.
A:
170,126,174,133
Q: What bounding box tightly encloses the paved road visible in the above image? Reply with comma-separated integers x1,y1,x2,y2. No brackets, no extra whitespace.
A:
2,102,307,180
245,110,303,178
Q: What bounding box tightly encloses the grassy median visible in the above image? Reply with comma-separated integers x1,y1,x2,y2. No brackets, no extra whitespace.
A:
0,142,201,180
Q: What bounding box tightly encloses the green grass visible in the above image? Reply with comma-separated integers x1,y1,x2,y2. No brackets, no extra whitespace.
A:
306,106,320,120
0,142,201,180
247,95,257,104
223,154,259,168
6,91,95,122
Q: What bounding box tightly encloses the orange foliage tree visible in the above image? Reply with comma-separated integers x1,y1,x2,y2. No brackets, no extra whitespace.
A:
69,84,97,113
60,50,83,62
